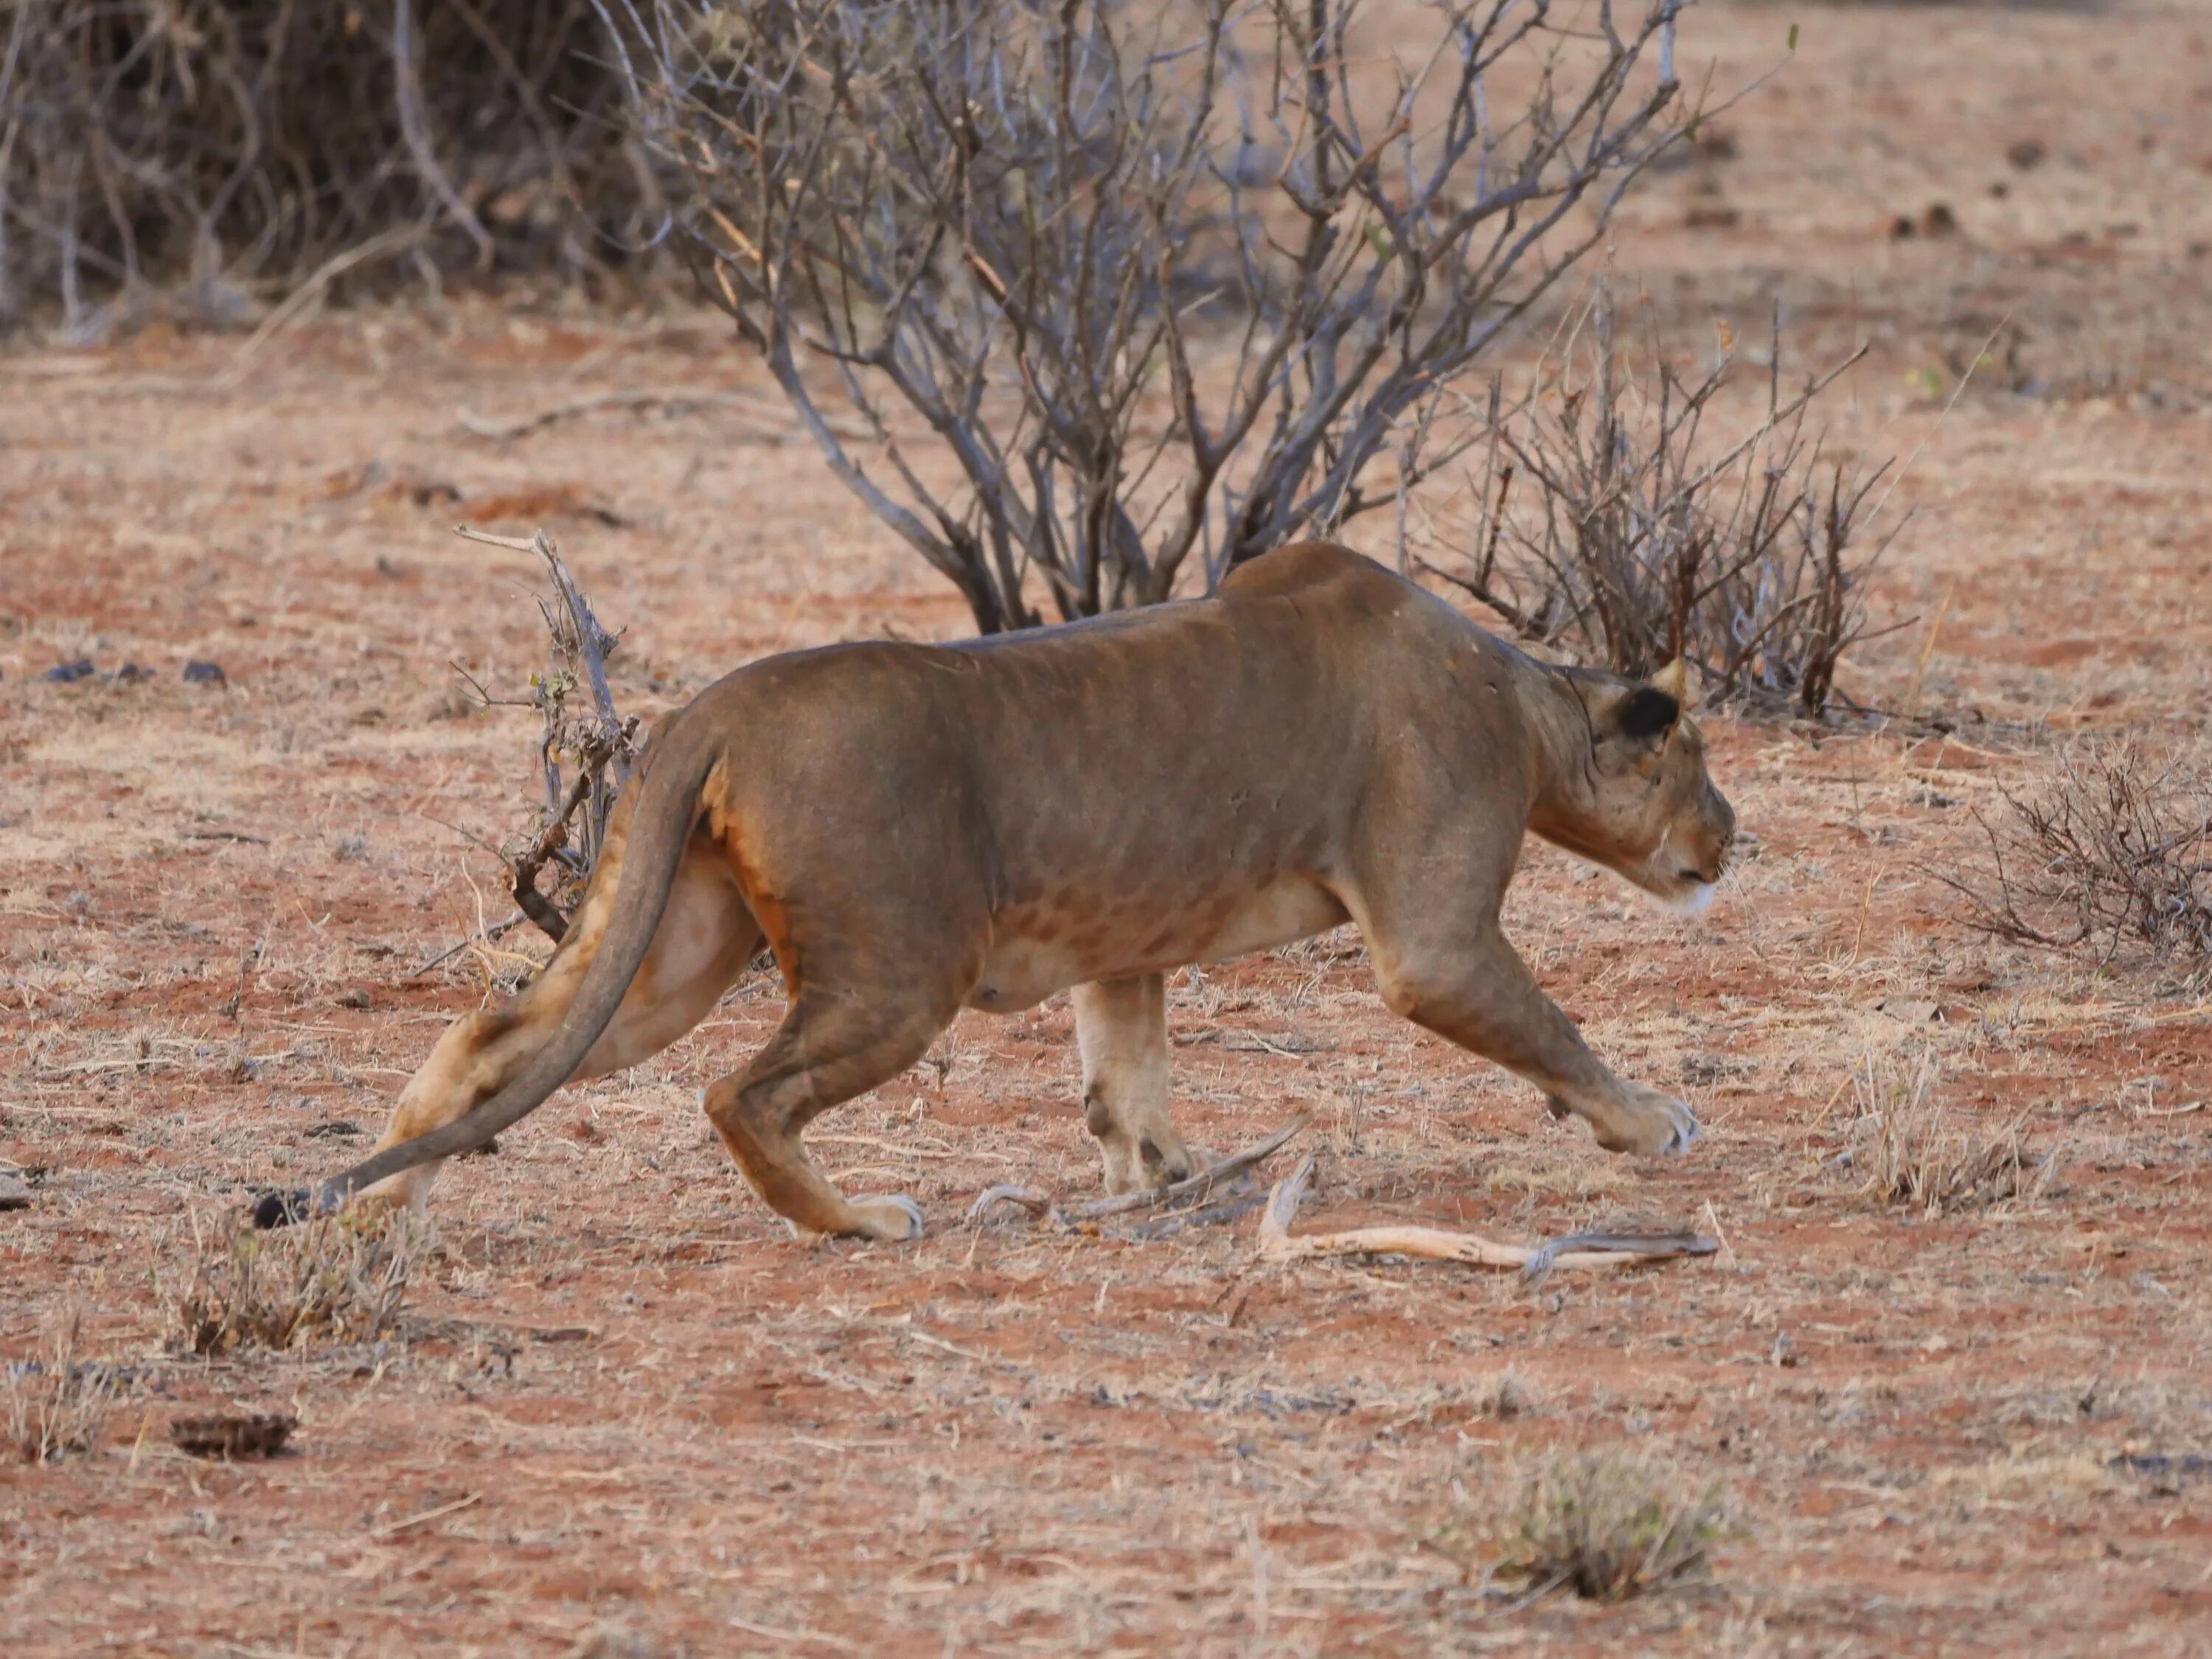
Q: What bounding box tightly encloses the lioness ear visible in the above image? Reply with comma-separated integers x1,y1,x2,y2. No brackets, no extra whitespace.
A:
1651,656,1701,711
1615,685,1681,742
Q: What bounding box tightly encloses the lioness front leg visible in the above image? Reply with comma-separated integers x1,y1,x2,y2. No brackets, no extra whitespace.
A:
1377,931,1698,1156
1072,975,1194,1194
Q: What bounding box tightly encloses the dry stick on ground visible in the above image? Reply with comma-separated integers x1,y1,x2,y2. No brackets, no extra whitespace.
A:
964,1119,1306,1232
403,912,529,981
1255,1157,1717,1276
453,389,869,444
453,525,642,942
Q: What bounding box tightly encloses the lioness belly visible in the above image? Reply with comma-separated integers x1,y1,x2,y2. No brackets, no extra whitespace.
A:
967,877,1348,1012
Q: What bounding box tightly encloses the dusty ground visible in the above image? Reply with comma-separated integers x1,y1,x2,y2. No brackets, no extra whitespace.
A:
7,1,2212,1654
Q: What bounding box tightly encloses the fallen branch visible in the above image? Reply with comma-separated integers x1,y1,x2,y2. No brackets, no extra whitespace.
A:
454,389,872,444
964,1119,1307,1234
1068,1118,1307,1220
1256,1158,1717,1276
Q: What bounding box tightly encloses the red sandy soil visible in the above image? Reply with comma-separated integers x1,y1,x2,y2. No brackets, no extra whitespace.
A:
6,3,2212,1655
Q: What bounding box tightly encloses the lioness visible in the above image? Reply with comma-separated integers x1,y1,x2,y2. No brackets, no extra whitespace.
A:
264,543,1735,1240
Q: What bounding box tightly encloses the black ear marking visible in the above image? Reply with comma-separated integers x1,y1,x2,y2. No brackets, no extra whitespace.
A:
1616,686,1681,741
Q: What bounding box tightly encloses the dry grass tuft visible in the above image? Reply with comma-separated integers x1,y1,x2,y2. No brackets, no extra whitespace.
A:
161,1208,427,1356
1941,740,2212,978
6,1304,119,1464
1848,1046,2048,1217
1493,1447,1725,1602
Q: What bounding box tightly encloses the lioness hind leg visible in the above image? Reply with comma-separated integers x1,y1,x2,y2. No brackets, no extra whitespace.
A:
704,994,945,1241
360,833,759,1212
1376,932,1699,1157
1072,975,1193,1194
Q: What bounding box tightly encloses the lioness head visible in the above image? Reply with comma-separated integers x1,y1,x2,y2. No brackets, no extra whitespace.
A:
1534,658,1737,916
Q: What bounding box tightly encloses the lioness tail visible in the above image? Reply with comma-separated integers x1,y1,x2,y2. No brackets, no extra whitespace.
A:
271,717,719,1222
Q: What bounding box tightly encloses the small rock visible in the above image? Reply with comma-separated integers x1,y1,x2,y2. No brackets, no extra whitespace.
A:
182,660,228,687
44,658,95,683
334,987,372,1010
115,662,156,684
2006,137,2048,171
0,1172,32,1211
1922,202,1959,237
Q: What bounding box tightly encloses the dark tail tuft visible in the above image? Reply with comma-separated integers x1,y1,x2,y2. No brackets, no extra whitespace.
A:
252,1189,313,1230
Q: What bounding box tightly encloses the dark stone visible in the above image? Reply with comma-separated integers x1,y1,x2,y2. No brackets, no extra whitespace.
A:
183,660,228,686
44,658,94,683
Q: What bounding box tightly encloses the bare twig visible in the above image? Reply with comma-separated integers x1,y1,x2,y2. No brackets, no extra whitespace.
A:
964,1119,1307,1231
454,389,866,443
403,912,529,981
1256,1156,1717,1273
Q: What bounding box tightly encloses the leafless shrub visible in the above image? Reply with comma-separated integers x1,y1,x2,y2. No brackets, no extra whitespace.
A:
0,3,647,333
1846,1044,2047,1218
1425,298,1901,715
6,1303,119,1464
606,0,1714,633
453,527,642,942
1938,740,2212,977
161,1207,425,1356
1494,1447,1723,1601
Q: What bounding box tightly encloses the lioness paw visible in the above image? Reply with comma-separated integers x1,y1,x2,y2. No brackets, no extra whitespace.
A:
1593,1085,1701,1157
847,1192,925,1242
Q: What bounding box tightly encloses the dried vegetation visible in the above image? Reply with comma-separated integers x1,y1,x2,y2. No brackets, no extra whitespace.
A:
4,1304,119,1465
1426,299,1900,715
1942,740,2212,980
1845,1043,2049,1218
0,1,645,333
1489,1447,1725,1602
613,0,1712,632
161,1208,425,1357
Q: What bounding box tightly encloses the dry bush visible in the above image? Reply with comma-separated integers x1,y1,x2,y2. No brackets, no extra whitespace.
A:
456,528,642,942
6,1304,119,1464
611,0,1713,633
1846,1044,2047,1219
1427,299,1900,716
0,2,648,333
1938,740,2212,978
161,1208,425,1356
1493,1447,1723,1601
